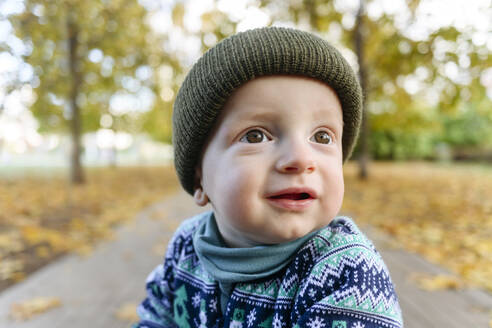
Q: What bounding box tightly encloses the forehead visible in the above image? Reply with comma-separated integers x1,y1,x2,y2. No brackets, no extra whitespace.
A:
219,75,343,124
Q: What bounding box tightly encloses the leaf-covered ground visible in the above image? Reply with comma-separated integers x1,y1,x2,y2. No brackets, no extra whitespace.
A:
0,162,491,297
342,161,492,293
0,166,179,292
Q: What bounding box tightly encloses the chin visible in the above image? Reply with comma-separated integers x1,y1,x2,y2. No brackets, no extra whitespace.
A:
272,230,309,244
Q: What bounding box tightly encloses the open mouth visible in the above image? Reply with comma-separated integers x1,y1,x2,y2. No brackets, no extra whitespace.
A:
268,192,313,200
266,189,316,211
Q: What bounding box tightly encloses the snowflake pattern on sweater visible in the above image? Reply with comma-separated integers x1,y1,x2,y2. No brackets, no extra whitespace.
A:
135,213,403,328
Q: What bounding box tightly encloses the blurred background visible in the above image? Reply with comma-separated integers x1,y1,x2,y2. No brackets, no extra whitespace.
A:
0,0,491,323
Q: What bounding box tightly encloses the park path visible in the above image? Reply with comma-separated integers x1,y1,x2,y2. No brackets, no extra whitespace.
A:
0,190,491,327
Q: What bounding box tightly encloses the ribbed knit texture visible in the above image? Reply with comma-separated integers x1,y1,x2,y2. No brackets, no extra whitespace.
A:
135,212,403,328
192,212,320,313
173,27,363,195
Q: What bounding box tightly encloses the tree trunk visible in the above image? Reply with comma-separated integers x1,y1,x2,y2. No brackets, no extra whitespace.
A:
67,15,85,184
109,126,117,167
109,146,117,167
354,0,370,180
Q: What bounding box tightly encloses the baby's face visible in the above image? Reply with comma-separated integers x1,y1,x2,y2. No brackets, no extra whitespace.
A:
196,75,344,247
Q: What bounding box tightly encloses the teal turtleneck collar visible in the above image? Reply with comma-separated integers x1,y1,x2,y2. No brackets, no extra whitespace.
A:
192,212,320,314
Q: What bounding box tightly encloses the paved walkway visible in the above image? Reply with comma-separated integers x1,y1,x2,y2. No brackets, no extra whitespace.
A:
0,190,491,327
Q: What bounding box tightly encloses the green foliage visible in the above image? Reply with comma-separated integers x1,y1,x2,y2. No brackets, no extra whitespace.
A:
4,0,169,134
4,0,490,158
141,99,173,144
257,0,492,160
364,100,492,160
440,107,492,149
369,130,437,160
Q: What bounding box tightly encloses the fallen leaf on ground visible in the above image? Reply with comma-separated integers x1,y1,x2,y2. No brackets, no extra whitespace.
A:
3,163,491,295
150,208,167,220
115,302,139,322
0,259,23,280
0,166,179,291
9,297,61,321
343,162,492,292
410,273,464,291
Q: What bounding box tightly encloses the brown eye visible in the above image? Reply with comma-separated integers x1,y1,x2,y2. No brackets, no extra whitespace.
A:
313,131,333,144
240,129,267,143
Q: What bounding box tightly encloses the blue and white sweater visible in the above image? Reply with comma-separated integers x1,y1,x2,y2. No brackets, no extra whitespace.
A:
136,213,403,328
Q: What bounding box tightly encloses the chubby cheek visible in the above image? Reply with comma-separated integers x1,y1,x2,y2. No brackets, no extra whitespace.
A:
324,172,344,221
214,165,264,228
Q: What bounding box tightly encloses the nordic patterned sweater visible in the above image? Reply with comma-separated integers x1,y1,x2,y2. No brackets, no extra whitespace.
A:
135,212,403,328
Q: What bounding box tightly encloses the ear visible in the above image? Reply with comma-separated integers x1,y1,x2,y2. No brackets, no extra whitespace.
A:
193,187,209,206
193,166,209,206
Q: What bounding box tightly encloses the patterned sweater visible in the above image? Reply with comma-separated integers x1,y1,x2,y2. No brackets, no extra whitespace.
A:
135,213,403,328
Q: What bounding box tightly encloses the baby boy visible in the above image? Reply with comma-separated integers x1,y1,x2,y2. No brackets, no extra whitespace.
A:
136,27,403,328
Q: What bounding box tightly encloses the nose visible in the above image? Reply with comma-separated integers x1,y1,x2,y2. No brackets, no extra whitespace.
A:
275,138,315,174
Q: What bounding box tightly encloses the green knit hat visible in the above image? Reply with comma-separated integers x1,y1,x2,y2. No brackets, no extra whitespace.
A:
173,26,363,195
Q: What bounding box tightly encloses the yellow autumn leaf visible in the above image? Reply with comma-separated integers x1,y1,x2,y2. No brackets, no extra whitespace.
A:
0,259,24,280
35,245,51,258
21,226,71,252
2,163,492,297
9,297,62,321
0,166,179,292
0,233,23,253
411,273,464,291
342,162,492,293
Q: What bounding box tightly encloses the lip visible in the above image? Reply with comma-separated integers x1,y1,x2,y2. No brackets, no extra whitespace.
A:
265,187,317,211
